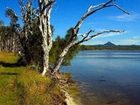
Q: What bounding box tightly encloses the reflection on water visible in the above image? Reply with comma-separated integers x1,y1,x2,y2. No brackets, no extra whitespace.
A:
62,50,140,105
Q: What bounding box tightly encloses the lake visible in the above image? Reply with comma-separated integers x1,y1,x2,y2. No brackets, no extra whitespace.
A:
62,50,140,105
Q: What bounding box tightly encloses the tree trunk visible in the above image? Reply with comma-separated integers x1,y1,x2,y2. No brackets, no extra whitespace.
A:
53,41,77,73
42,48,49,75
0,35,1,51
38,0,54,76
41,34,51,75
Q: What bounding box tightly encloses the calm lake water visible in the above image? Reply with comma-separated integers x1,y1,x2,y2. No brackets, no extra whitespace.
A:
61,50,140,105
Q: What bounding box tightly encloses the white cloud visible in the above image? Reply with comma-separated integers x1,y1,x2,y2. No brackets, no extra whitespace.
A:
115,36,140,45
109,13,140,22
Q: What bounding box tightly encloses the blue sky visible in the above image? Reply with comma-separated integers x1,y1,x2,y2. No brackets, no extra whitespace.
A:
0,0,140,45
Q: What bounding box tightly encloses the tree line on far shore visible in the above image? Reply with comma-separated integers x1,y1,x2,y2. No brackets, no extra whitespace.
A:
80,45,140,50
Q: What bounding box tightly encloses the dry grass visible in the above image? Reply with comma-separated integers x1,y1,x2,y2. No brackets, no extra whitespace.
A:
0,66,26,105
0,52,65,105
17,69,65,105
0,52,81,105
0,67,65,105
0,51,20,63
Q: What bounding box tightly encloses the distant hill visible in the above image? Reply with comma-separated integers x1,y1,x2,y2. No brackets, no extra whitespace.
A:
104,42,116,46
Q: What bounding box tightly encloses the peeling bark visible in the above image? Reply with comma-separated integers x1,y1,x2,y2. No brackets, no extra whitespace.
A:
53,40,77,73
38,0,54,75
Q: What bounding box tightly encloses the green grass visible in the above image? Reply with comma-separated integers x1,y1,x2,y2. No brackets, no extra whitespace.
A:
0,52,24,105
0,52,81,105
0,52,65,105
17,70,65,105
0,52,20,63
0,66,26,105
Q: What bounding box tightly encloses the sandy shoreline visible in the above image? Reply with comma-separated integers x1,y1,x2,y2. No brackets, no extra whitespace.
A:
65,91,79,105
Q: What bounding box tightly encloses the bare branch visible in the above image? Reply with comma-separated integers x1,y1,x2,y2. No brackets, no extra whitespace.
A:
111,4,130,15
38,0,55,16
77,30,124,44
79,30,94,37
78,30,94,43
41,0,55,15
74,0,129,37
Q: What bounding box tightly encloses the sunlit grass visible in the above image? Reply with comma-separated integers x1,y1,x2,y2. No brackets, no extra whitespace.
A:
0,66,65,105
17,70,65,105
0,52,20,63
0,52,80,105
0,52,66,105
0,66,26,105
0,52,25,105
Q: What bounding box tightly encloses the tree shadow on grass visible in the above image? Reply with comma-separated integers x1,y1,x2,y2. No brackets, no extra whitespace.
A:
0,72,18,75
0,58,26,67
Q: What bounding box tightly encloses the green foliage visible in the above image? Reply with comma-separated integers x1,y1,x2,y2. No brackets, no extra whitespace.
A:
0,26,12,37
25,19,43,68
5,8,18,26
80,45,140,50
27,20,55,71
0,20,78,71
0,20,4,26
50,28,79,65
3,6,79,69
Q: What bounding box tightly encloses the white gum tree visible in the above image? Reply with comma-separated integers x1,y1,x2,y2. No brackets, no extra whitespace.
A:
38,0,55,75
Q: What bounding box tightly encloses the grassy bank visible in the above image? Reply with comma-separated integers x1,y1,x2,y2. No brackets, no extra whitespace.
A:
0,52,66,105
0,52,80,105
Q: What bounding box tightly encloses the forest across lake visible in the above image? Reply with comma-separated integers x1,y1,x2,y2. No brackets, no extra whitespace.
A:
80,42,140,50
